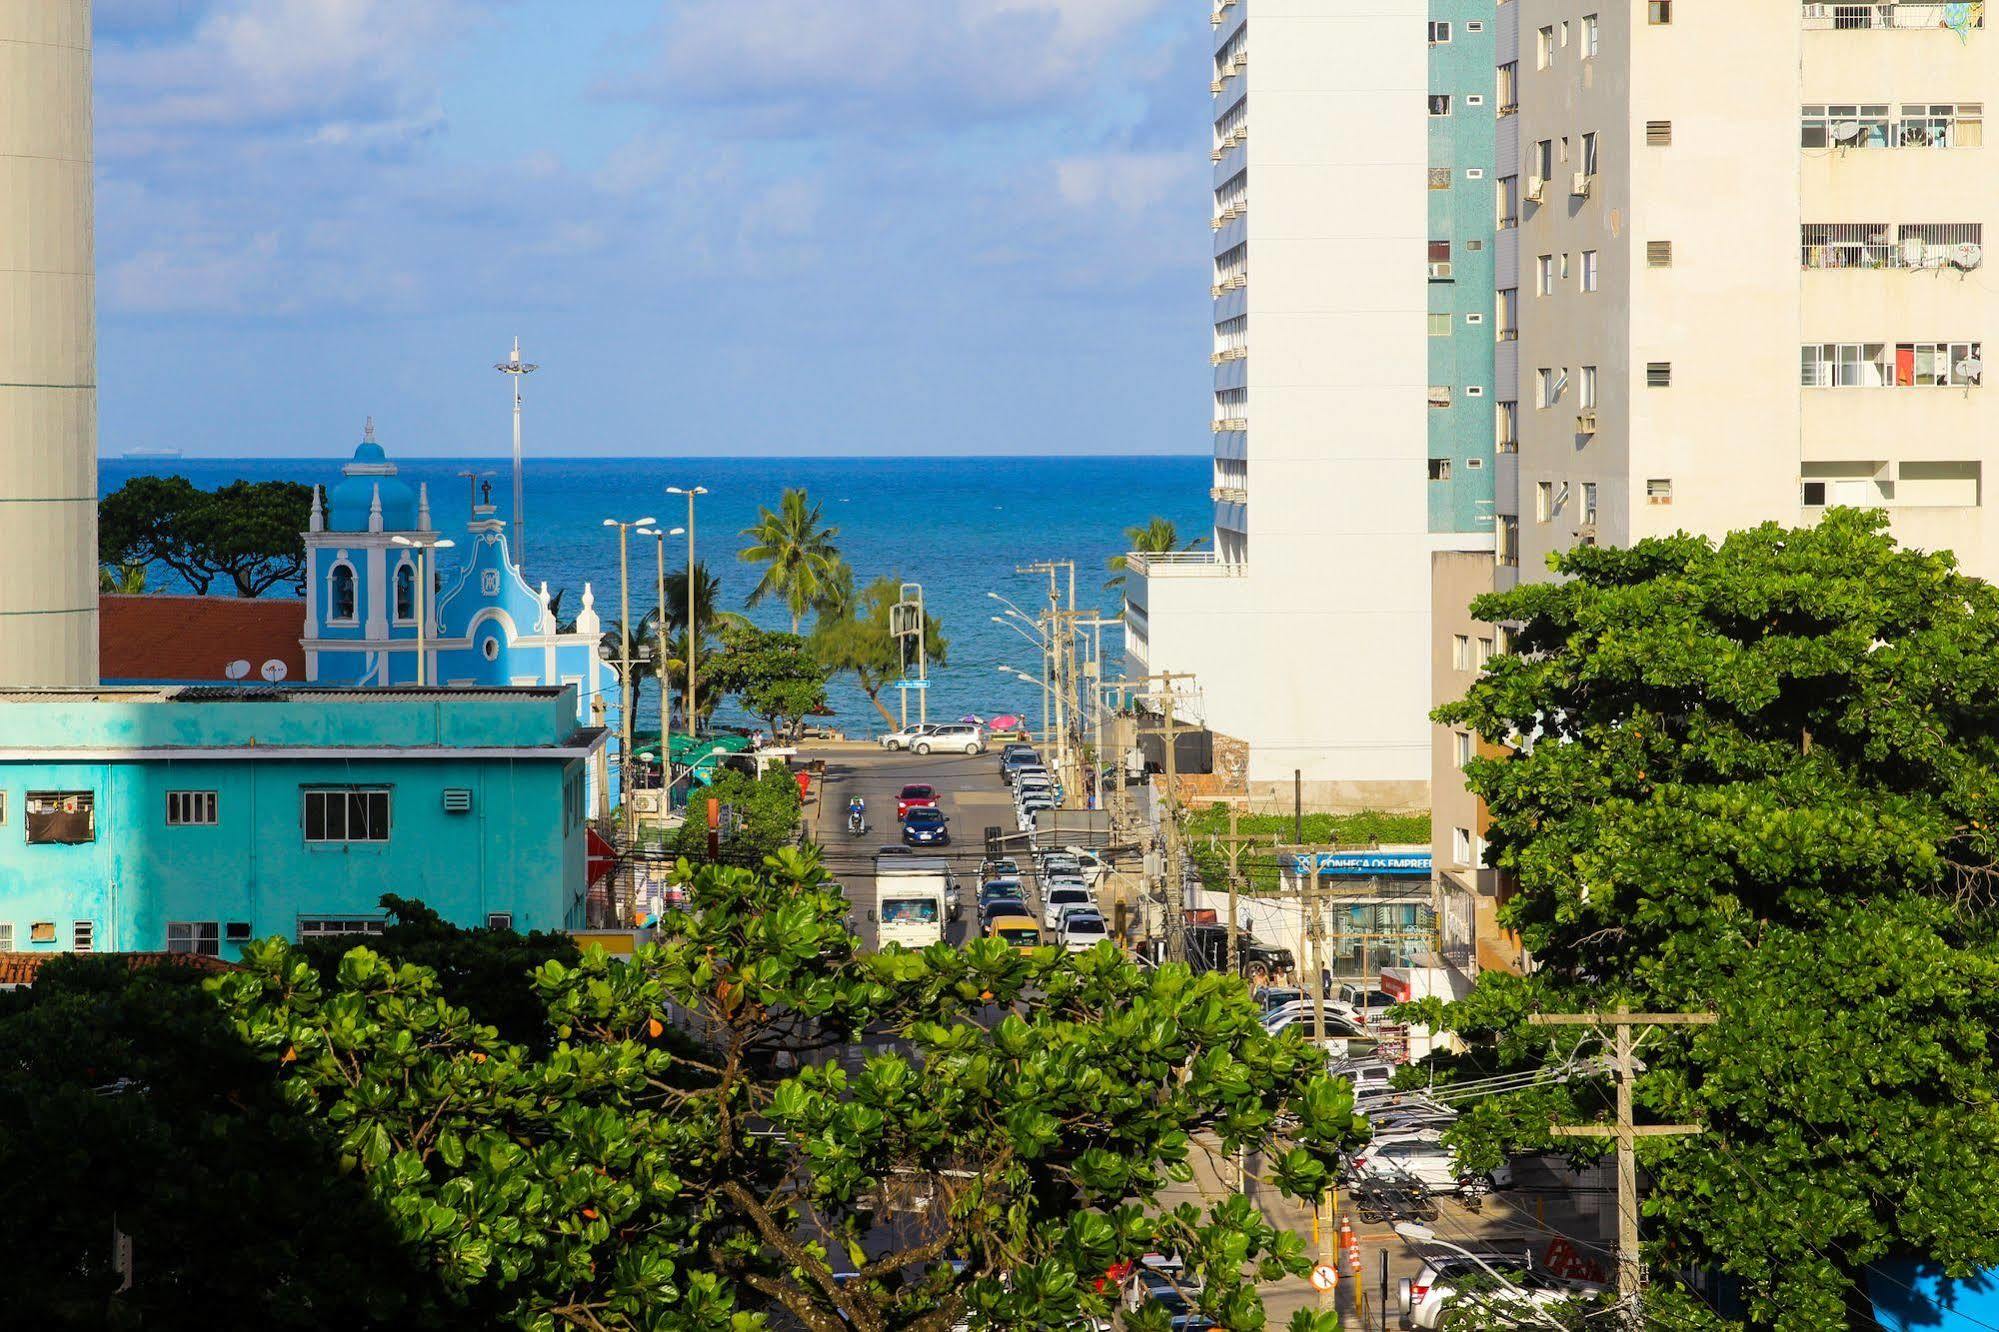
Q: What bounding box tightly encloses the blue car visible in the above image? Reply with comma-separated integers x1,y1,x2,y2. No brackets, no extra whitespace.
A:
902,805,951,847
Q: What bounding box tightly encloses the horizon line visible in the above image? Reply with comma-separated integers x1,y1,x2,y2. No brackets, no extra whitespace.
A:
102,452,1213,462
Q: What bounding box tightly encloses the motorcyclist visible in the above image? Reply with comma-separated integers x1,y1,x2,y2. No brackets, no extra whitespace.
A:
847,796,868,836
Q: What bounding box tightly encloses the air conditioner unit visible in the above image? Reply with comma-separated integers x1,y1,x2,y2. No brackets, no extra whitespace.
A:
1429,261,1455,279
1525,175,1547,202
1212,148,1225,162
1211,79,1227,93
1571,171,1594,197
1576,410,1598,434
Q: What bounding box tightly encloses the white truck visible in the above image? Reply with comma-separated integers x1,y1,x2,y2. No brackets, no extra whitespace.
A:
871,857,952,949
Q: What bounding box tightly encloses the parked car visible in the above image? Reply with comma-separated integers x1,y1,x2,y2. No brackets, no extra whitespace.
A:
1058,911,1110,953
980,898,1032,930
896,784,940,820
1329,983,1398,1028
1348,1133,1512,1195
902,805,950,847
1402,1251,1608,1330
913,722,986,755
1042,886,1095,930
1331,1058,1400,1098
879,724,937,751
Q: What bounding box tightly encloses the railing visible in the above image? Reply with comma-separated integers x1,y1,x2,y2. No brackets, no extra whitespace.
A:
1211,417,1249,432
1802,3,1985,30
1125,550,1247,577
1802,222,1982,269
1497,328,1519,343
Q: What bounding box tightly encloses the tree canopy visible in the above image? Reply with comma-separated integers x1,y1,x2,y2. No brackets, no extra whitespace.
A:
1107,517,1203,591
100,475,313,597
1429,509,1999,1331
739,488,843,632
705,624,832,741
195,851,1361,1330
811,574,950,728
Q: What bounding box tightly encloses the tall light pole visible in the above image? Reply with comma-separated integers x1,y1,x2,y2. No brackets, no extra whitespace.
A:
665,487,709,737
604,515,656,845
391,535,455,686
989,591,1052,747
495,338,539,576
638,525,685,836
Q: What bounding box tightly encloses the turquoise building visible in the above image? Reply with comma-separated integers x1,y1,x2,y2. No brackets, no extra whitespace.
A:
1429,0,1498,537
0,685,604,958
302,424,618,807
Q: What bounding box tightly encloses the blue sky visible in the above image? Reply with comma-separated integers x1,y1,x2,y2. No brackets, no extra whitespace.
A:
94,0,1216,458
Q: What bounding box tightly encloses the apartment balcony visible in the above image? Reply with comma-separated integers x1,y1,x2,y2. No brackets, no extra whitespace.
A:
1125,550,1246,579
1211,417,1249,433
1208,485,1248,505
1802,2,1983,30
1211,0,1239,26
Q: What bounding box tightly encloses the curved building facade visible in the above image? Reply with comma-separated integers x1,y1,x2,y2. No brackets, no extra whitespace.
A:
0,0,97,685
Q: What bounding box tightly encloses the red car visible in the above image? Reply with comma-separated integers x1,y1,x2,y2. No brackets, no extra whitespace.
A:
896,784,940,820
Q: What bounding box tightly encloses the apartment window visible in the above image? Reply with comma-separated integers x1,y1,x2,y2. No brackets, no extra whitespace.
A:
1429,385,1454,408
1429,458,1454,481
1577,366,1597,410
1801,341,1982,388
1497,62,1518,115
167,922,221,956
226,922,251,944
73,921,93,954
1901,103,1984,149
1578,483,1599,526
0,924,10,952
1498,516,1520,568
25,791,94,845
298,917,388,942
1429,313,1452,337
1648,478,1675,505
1430,240,1454,279
1583,13,1600,56
1497,401,1519,453
1647,362,1673,387
1430,94,1452,118
303,788,391,844
1560,19,1571,46
166,791,218,826
1536,254,1554,296
1581,132,1599,177
1453,634,1470,671
1536,481,1554,522
1476,637,1495,668
486,913,515,931
327,562,358,624
1429,19,1452,43
1560,252,1571,282
1453,826,1475,866
1649,1,1672,22
1647,241,1674,268
1581,250,1599,292
1536,25,1554,68
1647,120,1674,146
1534,140,1553,183
1537,368,1557,407
1802,222,1982,270
1455,733,1475,769
1801,104,1892,150
1497,176,1520,229
1430,167,1453,191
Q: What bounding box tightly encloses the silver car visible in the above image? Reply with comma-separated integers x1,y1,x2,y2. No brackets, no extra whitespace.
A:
912,723,986,755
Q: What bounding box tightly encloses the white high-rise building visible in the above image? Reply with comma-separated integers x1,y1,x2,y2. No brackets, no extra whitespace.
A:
1123,0,1434,809
0,0,97,686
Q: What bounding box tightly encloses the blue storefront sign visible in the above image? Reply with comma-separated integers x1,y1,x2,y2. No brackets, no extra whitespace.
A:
1290,851,1433,878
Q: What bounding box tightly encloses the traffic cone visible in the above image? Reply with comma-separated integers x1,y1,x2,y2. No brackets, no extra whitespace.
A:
1338,1214,1362,1276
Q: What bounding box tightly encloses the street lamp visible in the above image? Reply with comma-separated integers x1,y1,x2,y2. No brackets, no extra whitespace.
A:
604,516,657,844
390,535,455,686
1389,1223,1565,1332
665,486,710,738
637,525,686,836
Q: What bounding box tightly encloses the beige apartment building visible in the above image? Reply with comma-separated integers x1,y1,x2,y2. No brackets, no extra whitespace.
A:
1434,0,1998,974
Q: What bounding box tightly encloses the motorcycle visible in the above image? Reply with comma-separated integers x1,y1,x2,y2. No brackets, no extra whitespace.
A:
847,798,869,837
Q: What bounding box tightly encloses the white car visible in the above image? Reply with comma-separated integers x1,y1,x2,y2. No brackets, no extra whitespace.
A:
1328,984,1397,1028
913,723,986,755
1349,1134,1512,1194
879,724,936,751
1403,1252,1608,1330
1043,886,1096,930
1057,911,1110,952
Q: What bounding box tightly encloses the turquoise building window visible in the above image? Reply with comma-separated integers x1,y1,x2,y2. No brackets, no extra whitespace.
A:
394,563,417,622
328,563,357,623
303,788,391,843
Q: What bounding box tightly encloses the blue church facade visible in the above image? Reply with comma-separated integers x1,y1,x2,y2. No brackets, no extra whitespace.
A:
302,426,618,807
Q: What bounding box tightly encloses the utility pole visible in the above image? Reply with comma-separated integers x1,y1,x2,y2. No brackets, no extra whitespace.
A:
1160,682,1183,959
494,338,538,577
1307,851,1334,1310
1529,1006,1718,1312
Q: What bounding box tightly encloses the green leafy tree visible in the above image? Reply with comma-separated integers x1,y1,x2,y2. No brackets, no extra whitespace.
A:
1430,509,1999,1331
99,561,147,594
739,487,843,632
1106,517,1203,592
670,766,804,866
212,849,1362,1330
811,574,950,729
100,475,313,597
706,624,832,741
597,564,749,740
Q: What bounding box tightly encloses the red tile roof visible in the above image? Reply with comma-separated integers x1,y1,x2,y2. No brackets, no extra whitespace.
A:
0,951,237,987
99,594,306,684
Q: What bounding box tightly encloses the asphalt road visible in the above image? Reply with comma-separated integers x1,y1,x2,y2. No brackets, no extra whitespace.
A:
805,744,1046,949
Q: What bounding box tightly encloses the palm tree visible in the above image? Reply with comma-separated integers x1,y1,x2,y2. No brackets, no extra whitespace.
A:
812,573,948,729
1105,517,1203,590
739,488,842,632
99,562,147,594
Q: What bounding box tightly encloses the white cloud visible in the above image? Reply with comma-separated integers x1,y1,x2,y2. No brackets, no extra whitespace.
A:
1054,151,1186,213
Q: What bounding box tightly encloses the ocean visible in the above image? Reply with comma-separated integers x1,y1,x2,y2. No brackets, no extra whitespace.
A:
100,455,1211,735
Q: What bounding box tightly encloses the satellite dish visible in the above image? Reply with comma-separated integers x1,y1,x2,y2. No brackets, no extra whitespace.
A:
260,659,289,683
224,659,251,680
1830,121,1862,144
1957,358,1984,382
1954,242,1983,269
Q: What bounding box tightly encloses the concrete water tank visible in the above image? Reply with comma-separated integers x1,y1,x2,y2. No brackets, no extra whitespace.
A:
0,0,97,685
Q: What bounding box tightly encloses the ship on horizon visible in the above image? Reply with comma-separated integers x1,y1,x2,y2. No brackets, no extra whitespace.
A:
120,448,184,461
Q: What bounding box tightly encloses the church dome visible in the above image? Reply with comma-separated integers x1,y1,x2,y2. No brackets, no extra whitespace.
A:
326,425,420,531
